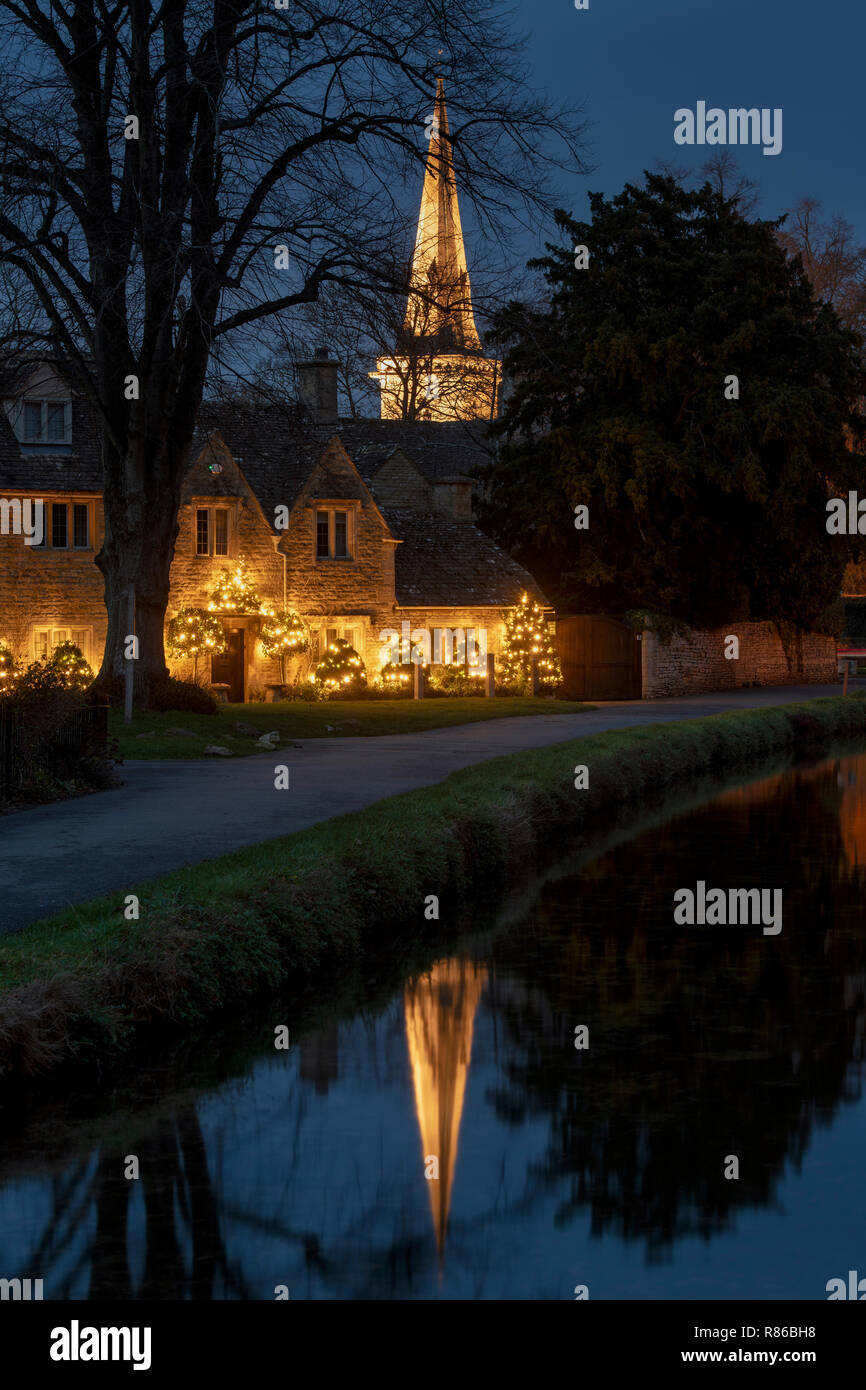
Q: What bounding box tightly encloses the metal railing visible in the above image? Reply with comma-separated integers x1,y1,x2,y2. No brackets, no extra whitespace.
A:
0,700,109,799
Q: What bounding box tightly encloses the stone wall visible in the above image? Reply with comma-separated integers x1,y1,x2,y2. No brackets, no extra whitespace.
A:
0,494,106,668
641,621,838,699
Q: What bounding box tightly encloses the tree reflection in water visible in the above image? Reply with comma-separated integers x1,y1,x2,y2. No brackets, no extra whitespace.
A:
1,755,864,1297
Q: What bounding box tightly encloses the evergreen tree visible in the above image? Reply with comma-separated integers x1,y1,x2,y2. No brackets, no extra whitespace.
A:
482,174,866,630
207,558,261,615
499,594,562,692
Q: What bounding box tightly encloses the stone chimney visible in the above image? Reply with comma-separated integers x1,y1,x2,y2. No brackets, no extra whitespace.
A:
298,346,339,426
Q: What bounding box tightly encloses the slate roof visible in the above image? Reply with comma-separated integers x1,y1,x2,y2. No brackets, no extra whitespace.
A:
0,394,102,492
388,508,546,607
193,402,495,510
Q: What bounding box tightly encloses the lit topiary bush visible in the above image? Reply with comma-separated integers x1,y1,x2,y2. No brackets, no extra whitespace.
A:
167,608,227,679
313,638,366,695
258,609,310,682
46,641,93,690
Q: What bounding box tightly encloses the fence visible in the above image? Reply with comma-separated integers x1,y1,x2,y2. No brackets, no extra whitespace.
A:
0,700,109,799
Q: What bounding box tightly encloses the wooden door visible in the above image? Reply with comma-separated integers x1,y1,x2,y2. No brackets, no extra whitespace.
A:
555,615,642,700
212,628,245,702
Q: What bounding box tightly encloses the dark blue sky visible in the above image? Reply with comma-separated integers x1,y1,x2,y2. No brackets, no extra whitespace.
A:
513,0,863,252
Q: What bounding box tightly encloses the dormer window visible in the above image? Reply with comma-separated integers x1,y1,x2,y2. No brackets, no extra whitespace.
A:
315,507,353,559
18,398,71,445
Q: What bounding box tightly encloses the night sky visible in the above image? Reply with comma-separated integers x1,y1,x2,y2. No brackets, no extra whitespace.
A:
510,0,863,254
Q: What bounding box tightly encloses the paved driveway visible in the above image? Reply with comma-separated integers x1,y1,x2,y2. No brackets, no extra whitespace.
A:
0,684,846,933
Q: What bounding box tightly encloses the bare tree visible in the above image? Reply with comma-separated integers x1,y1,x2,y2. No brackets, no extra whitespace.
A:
0,0,586,700
777,197,866,339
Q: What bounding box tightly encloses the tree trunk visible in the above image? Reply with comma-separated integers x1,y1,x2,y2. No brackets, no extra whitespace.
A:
93,431,191,704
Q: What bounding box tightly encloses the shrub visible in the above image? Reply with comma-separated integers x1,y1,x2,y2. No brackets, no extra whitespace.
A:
0,643,18,693
373,661,415,696
313,638,366,695
426,664,485,698
148,676,219,714
45,641,93,690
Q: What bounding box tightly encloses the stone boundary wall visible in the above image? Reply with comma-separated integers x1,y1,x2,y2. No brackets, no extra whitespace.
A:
641,621,838,699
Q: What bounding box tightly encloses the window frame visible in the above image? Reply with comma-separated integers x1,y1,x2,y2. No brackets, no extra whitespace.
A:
32,625,93,664
194,502,235,557
17,397,72,446
313,504,356,561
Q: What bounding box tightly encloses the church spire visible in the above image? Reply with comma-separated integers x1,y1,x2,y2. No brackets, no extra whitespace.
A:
403,79,482,353
370,78,500,420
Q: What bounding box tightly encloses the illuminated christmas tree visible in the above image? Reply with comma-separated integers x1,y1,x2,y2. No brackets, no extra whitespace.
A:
259,609,310,682
207,556,261,614
167,607,227,678
499,593,561,693
47,641,93,690
0,643,18,694
313,638,366,695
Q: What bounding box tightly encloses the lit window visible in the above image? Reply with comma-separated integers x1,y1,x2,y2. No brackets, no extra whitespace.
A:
32,626,92,663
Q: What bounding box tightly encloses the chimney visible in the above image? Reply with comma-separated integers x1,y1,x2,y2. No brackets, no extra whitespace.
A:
297,346,339,426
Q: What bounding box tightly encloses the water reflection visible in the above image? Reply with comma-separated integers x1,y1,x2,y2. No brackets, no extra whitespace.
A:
1,752,865,1299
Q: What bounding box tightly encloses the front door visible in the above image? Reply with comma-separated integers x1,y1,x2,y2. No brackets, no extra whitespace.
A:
212,628,245,702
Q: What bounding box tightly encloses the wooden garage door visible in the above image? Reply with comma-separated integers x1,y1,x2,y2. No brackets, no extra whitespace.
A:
555,615,642,700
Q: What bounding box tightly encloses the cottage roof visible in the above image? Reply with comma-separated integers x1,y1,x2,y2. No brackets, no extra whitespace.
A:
388,508,545,608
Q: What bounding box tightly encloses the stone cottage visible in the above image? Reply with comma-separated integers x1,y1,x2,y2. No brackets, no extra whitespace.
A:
0,80,547,700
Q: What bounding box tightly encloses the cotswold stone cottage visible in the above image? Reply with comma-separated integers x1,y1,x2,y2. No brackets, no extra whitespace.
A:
0,358,546,700
0,85,546,699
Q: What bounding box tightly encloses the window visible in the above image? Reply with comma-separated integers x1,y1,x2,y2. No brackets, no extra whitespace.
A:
28,499,90,548
51,503,68,548
315,508,353,560
334,512,348,558
33,626,92,663
73,504,89,548
195,504,233,556
18,398,71,445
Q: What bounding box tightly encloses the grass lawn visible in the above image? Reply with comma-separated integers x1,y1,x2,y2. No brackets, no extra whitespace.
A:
111,696,593,758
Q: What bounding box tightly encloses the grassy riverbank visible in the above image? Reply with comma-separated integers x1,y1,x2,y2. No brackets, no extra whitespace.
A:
2,694,865,1088
112,695,592,758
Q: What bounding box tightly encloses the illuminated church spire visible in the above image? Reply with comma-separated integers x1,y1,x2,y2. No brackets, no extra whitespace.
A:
403,79,482,353
371,79,500,421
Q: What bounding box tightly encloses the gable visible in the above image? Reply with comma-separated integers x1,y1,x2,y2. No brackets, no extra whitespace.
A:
370,450,433,511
